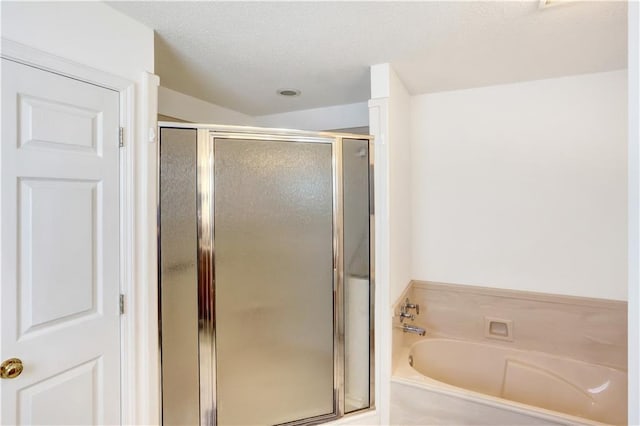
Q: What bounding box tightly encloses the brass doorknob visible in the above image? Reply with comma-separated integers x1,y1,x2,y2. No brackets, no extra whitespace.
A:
0,358,23,379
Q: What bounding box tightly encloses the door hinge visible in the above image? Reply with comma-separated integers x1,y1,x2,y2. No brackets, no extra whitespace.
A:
119,294,125,315
119,127,124,148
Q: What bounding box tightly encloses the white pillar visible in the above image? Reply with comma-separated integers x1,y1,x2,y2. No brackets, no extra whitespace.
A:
369,63,412,425
628,2,640,424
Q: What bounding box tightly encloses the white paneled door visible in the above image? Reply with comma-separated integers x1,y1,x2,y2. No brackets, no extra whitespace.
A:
1,59,121,425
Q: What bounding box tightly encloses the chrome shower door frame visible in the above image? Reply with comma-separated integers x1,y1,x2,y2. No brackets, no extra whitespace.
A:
159,123,374,426
368,138,376,412
197,129,215,426
198,129,342,426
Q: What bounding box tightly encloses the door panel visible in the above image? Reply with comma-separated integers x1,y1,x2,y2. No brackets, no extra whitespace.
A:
18,358,101,425
343,139,371,413
19,94,103,154
1,59,120,425
214,138,335,425
158,128,200,426
19,178,100,335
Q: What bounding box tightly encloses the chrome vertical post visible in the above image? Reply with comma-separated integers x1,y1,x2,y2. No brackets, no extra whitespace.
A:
197,129,216,426
333,137,345,418
368,138,376,410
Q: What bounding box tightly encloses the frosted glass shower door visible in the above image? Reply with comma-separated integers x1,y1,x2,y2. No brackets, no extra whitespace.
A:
213,138,335,425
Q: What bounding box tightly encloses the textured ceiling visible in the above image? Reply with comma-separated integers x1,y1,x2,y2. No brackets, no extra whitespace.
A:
108,1,627,116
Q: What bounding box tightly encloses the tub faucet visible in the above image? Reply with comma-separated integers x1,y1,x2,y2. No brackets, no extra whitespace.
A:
402,324,426,336
399,312,414,323
402,298,420,314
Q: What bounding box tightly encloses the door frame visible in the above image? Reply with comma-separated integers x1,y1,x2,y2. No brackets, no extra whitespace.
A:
1,38,157,425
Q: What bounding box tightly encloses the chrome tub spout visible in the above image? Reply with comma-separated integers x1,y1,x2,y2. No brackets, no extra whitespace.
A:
402,324,426,336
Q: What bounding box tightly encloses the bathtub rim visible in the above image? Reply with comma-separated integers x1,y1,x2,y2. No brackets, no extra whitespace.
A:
393,342,617,426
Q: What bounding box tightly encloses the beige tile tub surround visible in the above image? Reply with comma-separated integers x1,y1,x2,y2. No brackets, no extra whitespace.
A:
397,281,627,370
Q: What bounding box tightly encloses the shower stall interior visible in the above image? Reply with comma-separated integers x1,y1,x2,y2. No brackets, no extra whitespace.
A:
158,124,374,426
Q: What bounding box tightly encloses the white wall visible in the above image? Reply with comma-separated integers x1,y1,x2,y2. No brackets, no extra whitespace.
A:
159,87,366,130
386,75,413,305
411,70,627,301
628,1,639,422
370,64,413,305
254,102,369,131
1,2,153,81
158,86,252,125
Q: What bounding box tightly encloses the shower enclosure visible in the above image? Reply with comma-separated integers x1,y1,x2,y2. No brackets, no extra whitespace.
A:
158,124,374,426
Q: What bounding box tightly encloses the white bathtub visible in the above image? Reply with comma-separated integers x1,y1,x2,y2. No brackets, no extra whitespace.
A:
393,338,627,425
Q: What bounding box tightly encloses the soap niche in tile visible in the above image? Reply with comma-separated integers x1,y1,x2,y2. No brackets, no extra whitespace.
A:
484,316,513,342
